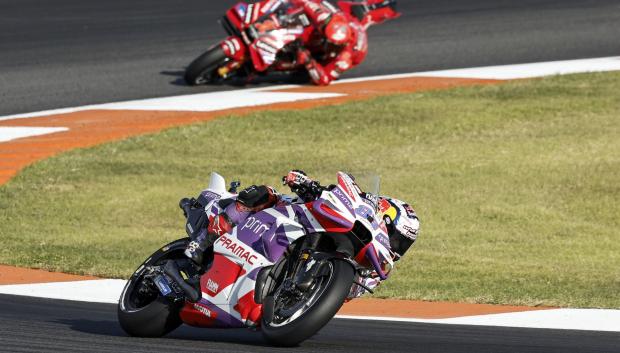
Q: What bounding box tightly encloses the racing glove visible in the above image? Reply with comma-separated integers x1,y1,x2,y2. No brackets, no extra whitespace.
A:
282,170,323,202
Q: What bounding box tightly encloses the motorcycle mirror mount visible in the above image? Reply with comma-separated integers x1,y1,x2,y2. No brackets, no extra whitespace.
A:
229,180,241,193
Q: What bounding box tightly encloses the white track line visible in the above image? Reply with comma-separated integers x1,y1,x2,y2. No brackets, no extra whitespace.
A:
337,56,620,82
0,280,125,304
1,56,619,122
336,309,620,332
1,280,619,332
0,90,342,122
0,127,69,142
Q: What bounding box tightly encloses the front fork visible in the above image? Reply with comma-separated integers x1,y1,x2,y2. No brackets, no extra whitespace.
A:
219,36,247,78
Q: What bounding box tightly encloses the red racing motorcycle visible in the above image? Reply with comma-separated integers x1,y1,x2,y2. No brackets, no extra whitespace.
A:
184,1,317,85
184,0,403,85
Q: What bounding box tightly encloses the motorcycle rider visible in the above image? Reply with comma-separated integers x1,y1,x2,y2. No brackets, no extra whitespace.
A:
184,169,420,298
238,0,400,85
292,0,401,85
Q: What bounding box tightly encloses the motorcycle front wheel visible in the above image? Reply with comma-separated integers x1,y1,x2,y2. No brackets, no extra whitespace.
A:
261,258,354,346
184,46,229,85
117,238,188,337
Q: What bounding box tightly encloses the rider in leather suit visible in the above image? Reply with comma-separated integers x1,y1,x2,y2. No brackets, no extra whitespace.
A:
184,169,420,298
240,0,400,85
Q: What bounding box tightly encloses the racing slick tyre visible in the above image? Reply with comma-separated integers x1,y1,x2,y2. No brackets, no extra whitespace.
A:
184,46,228,86
261,259,355,346
117,238,188,337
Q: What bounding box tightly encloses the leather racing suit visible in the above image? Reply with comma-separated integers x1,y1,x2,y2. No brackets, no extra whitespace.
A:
242,0,368,85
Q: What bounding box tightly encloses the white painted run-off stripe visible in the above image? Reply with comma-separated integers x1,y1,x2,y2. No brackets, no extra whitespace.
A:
337,308,620,332
1,56,619,122
0,89,343,122
0,127,69,142
337,56,620,82
0,280,125,304
1,280,619,332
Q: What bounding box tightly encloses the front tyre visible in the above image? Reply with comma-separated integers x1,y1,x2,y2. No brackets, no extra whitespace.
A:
261,259,354,346
184,46,228,86
117,238,188,337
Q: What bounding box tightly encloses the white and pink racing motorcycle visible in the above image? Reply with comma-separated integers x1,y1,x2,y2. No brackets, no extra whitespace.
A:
118,172,394,346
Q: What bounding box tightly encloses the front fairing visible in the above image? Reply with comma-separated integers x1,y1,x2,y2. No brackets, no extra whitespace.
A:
307,172,394,276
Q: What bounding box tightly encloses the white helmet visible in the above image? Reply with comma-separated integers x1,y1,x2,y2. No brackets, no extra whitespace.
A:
378,197,419,259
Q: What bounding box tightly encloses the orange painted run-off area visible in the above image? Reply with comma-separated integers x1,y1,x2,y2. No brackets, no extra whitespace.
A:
0,264,550,318
0,76,498,186
0,265,98,285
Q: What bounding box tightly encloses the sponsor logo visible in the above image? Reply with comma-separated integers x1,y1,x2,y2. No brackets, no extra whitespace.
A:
403,203,417,218
202,191,221,202
241,216,270,236
401,225,419,240
339,174,361,199
336,60,350,71
317,12,330,22
299,14,310,26
215,235,259,265
193,303,212,318
362,193,379,210
206,278,219,294
333,187,353,211
375,234,390,248
244,4,253,23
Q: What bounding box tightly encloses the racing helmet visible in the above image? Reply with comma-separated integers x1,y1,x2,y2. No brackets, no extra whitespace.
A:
337,0,400,26
378,197,419,260
324,13,353,46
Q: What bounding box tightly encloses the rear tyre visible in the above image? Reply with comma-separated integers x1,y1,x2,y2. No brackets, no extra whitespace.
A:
184,46,228,86
261,259,355,346
117,238,188,337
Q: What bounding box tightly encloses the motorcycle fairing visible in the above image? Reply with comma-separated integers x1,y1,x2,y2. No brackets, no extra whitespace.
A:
179,195,309,328
250,27,305,71
179,171,394,328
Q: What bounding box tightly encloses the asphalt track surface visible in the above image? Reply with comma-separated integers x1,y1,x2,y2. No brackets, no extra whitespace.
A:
1,0,620,115
0,294,618,353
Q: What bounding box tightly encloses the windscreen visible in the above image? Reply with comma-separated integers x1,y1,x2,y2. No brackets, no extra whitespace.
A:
346,171,380,195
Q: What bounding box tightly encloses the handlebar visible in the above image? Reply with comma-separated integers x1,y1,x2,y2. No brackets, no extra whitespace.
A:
179,198,193,218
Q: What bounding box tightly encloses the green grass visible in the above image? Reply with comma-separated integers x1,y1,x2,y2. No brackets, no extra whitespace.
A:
1,72,619,308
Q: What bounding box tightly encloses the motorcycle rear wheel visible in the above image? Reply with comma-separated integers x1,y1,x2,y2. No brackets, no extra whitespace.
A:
184,46,228,86
117,238,188,337
261,258,354,346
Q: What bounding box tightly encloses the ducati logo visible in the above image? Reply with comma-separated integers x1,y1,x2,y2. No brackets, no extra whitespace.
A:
206,278,219,293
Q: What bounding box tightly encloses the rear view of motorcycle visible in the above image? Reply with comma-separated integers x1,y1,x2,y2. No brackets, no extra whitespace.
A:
118,171,407,346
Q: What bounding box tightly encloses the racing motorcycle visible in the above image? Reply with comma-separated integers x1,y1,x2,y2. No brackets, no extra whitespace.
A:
184,1,319,85
118,172,394,346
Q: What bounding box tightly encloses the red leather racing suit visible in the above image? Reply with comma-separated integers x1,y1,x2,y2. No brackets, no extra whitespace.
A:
291,0,368,85
245,0,368,85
